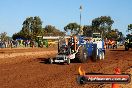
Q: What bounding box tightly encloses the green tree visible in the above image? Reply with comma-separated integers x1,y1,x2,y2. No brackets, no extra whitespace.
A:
83,25,92,37
92,16,114,37
64,23,79,35
128,24,132,33
13,16,43,40
30,16,43,38
44,25,55,35
44,25,65,36
118,32,124,41
105,30,118,40
21,17,33,38
0,32,9,41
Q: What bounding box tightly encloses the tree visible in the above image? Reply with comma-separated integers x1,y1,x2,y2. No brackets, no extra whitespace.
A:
22,16,43,39
30,16,43,38
83,25,92,37
12,16,66,40
105,30,118,40
44,25,55,35
0,32,9,41
13,16,43,40
128,24,132,33
118,32,124,41
44,25,65,36
21,17,33,38
92,16,114,37
64,23,80,35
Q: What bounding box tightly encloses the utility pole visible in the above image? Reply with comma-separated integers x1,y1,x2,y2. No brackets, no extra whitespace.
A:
80,5,82,27
79,5,83,35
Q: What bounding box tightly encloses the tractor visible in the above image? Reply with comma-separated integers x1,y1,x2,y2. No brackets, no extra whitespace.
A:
125,34,132,51
49,33,105,64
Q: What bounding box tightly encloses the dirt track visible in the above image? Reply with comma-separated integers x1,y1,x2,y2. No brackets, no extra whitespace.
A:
0,47,132,88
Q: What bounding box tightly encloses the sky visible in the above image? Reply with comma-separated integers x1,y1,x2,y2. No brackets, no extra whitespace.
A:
0,0,132,37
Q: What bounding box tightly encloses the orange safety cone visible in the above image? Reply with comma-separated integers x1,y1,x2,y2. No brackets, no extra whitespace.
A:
112,67,121,88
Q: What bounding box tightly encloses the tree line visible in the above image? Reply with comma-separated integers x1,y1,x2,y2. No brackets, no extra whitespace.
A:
12,16,65,40
128,24,132,33
64,16,123,41
0,16,130,42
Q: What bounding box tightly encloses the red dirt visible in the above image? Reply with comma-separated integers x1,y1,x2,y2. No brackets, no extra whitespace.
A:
0,47,132,88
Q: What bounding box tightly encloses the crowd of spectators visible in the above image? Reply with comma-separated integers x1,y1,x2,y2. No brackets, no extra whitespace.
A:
0,39,36,48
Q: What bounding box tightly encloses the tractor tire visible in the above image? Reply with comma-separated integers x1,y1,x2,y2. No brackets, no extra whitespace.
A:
98,51,105,60
101,52,105,60
67,58,70,65
49,58,54,64
77,76,87,84
98,52,102,60
92,44,97,62
125,45,129,51
76,46,88,63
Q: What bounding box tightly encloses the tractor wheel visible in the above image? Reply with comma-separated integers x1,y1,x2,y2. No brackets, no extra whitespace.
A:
101,52,105,60
98,51,105,60
77,76,87,84
76,46,88,63
125,45,129,51
98,52,102,60
67,58,70,65
49,58,53,64
92,44,97,62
